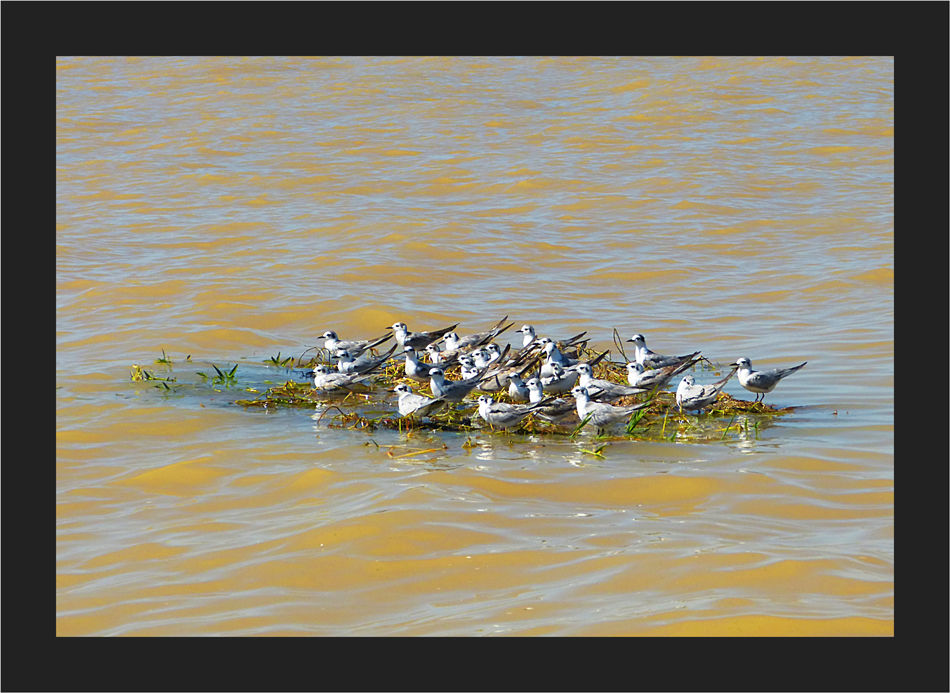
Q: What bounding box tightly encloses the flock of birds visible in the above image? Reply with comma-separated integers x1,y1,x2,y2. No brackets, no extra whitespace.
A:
307,316,807,433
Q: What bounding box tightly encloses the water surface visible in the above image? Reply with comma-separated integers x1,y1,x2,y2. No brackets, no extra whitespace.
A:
56,56,893,636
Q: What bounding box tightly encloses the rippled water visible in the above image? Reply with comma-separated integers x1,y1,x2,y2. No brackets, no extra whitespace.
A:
56,56,893,636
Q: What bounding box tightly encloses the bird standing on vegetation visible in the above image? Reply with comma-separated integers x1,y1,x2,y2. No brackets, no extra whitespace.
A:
731,357,807,403
401,346,434,382
507,373,531,402
322,330,393,358
627,334,699,370
441,316,513,354
518,324,539,348
458,354,482,380
626,355,701,391
571,386,651,433
429,367,485,403
312,364,376,391
389,321,458,350
574,362,647,402
525,377,578,425
675,368,738,413
539,361,579,395
335,343,397,375
298,320,809,432
476,395,550,430
393,383,447,417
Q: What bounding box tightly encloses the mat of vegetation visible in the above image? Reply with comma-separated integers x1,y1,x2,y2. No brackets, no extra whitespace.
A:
130,346,793,445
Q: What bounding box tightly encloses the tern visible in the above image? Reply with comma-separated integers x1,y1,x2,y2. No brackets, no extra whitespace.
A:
525,377,579,424
458,354,482,380
335,343,397,375
483,343,507,364
626,354,701,391
388,321,458,350
626,334,698,370
476,395,552,431
322,330,393,359
312,364,376,392
472,343,510,370
477,356,538,394
424,342,444,364
422,342,459,370
471,348,493,369
539,361,579,394
731,357,807,403
675,368,738,413
539,342,577,378
574,362,648,402
506,329,585,371
402,346,434,382
475,350,539,394
538,335,589,355
393,383,447,418
507,373,531,402
571,386,651,433
429,367,485,403
441,316,513,353
518,324,538,348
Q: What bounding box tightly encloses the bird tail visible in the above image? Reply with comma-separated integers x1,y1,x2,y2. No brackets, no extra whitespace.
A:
671,352,702,376
713,365,739,389
365,332,395,350
782,362,807,377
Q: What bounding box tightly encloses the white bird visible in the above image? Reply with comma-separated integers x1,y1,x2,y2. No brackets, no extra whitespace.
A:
458,354,481,380
393,383,447,417
539,342,578,378
476,395,550,430
321,330,393,358
540,361,579,394
389,321,458,350
675,369,738,413
472,344,510,370
731,357,807,403
626,334,699,370
441,316,513,353
507,373,530,402
335,343,397,374
483,343,506,365
471,348,493,369
571,386,651,433
537,340,602,378
518,324,538,348
540,340,575,363
401,346,433,382
518,325,588,351
626,354,701,391
505,329,584,373
538,334,589,354
312,364,376,392
335,349,360,373
475,352,538,394
525,377,578,424
574,362,648,402
429,367,485,403
424,343,443,364
422,342,459,370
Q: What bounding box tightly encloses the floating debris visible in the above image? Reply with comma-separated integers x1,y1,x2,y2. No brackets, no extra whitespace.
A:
132,339,796,444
